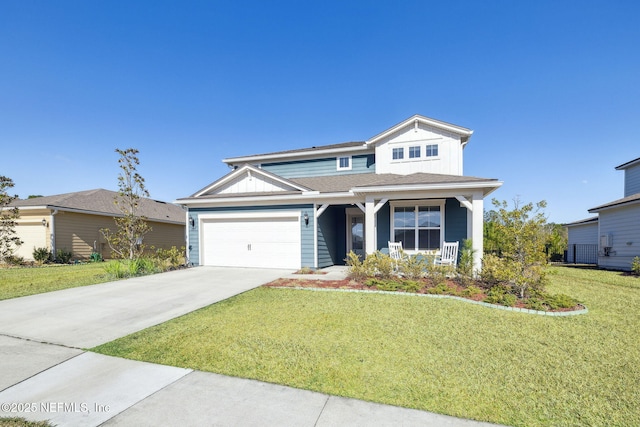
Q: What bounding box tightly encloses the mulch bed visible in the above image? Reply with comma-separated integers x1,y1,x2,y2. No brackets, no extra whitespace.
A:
263,277,584,313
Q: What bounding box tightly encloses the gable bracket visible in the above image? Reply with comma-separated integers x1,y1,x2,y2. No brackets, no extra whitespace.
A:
456,196,472,211
316,204,330,217
375,198,389,213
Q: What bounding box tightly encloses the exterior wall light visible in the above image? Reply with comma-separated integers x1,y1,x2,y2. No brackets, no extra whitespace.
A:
303,212,309,226
42,219,47,227
189,216,195,228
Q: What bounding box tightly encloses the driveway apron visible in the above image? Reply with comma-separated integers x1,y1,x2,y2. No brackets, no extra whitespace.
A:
0,266,290,348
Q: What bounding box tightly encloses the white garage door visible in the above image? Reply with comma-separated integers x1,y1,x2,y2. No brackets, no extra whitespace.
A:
15,223,48,261
201,213,301,269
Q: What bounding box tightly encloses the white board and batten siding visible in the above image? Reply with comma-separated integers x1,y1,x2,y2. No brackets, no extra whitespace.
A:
199,211,301,269
374,123,464,176
597,203,640,271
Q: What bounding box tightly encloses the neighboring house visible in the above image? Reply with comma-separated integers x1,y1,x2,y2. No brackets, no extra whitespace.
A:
177,115,502,271
564,217,598,264
11,189,186,261
565,156,640,271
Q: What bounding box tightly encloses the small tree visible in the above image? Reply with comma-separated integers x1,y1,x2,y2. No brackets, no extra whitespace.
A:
101,149,152,260
485,198,549,298
0,176,22,263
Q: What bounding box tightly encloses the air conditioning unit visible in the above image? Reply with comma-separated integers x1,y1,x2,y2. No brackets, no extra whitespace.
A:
600,234,613,248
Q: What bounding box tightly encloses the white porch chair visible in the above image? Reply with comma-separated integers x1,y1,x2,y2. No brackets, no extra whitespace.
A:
434,241,459,267
388,241,404,271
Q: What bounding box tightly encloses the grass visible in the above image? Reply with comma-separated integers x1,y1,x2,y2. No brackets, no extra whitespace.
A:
90,266,637,426
0,263,112,300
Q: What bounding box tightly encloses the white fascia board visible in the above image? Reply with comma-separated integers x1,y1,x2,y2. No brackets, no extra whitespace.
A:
366,115,473,146
193,164,309,197
352,181,502,195
178,191,358,208
224,145,369,165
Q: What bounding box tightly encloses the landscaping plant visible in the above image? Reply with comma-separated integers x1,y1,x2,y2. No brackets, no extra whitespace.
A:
100,148,152,260
0,175,22,264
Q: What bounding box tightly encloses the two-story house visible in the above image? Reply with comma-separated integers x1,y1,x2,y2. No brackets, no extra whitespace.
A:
177,115,502,271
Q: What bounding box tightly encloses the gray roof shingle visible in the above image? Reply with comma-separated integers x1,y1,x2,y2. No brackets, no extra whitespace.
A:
12,189,185,223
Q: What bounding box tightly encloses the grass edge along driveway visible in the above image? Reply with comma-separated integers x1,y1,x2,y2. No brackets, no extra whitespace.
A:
0,263,113,301
89,266,638,426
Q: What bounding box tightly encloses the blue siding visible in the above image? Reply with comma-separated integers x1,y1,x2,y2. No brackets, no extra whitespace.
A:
317,206,345,268
376,203,391,251
262,154,374,178
444,198,468,245
188,204,314,267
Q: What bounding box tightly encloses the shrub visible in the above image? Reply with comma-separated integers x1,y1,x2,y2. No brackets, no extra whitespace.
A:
154,246,186,271
403,280,422,293
484,286,517,307
399,254,428,280
346,251,367,282
90,252,103,262
632,256,640,276
363,251,395,279
426,263,451,287
33,247,52,264
55,248,73,264
461,285,483,298
457,239,475,282
2,255,25,266
104,260,128,279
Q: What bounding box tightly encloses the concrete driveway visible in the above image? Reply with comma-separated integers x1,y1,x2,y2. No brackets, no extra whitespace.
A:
0,266,290,348
0,266,502,427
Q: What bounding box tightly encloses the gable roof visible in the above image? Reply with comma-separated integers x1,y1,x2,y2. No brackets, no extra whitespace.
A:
366,114,473,147
177,171,502,205
588,192,640,213
615,156,640,170
11,189,185,224
563,217,599,227
223,141,369,166
191,164,312,197
222,115,473,166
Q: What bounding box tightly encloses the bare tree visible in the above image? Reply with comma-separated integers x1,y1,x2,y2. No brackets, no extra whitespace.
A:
101,149,152,259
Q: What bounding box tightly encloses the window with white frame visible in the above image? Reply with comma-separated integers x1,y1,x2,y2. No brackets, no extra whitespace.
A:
392,203,442,251
426,144,439,157
408,146,421,159
337,156,352,170
392,147,404,160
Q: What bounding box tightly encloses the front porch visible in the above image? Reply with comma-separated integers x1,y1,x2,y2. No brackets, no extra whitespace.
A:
314,193,484,271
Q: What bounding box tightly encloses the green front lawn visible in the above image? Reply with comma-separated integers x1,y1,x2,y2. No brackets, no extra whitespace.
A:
0,263,112,300
92,266,639,426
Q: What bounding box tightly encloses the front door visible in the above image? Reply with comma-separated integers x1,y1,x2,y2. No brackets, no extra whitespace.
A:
347,212,365,258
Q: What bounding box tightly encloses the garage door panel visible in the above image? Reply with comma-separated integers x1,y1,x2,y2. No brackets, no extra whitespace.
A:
201,215,301,269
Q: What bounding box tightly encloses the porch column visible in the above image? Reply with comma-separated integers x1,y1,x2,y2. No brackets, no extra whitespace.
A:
365,197,376,254
471,192,484,273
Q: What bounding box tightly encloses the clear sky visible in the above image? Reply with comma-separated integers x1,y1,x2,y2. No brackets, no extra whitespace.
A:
1,1,639,224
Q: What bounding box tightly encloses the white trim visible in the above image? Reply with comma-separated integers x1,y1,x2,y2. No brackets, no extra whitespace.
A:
193,164,310,197
389,200,446,252
198,211,301,268
366,114,473,146
313,203,318,269
336,155,352,171
224,144,370,165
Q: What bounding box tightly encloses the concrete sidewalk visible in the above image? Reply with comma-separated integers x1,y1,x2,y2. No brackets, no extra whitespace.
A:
0,266,503,426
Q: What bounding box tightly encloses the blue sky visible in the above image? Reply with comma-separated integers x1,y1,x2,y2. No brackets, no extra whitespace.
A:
1,1,639,224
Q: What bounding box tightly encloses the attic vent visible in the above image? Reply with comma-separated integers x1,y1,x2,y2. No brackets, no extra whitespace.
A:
154,200,167,204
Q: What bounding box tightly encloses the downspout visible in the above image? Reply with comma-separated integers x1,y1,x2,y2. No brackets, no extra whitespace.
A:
50,209,59,260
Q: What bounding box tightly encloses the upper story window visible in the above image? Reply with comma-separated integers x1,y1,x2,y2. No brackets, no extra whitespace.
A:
337,156,352,171
392,147,404,160
426,144,439,157
409,146,421,159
